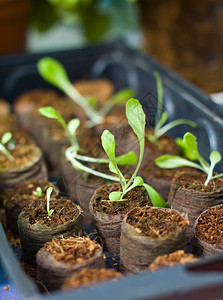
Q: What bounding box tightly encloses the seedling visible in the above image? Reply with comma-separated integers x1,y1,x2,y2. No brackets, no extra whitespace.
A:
147,72,197,144
46,187,54,217
0,132,15,162
33,187,42,197
101,98,166,207
155,132,223,186
37,57,134,127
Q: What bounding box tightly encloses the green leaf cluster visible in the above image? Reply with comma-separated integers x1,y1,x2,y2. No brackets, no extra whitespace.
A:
155,132,223,186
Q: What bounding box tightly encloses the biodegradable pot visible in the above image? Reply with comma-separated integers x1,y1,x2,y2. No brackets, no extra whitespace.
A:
62,268,122,291
168,171,223,239
192,204,223,256
120,206,188,274
3,180,59,233
18,198,83,265
0,144,48,195
13,89,60,130
0,99,11,116
36,236,105,291
89,183,150,254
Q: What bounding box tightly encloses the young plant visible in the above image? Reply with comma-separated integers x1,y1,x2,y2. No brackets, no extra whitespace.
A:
100,98,166,207
46,187,54,217
147,72,197,144
0,132,15,162
37,57,135,127
155,132,223,186
33,187,42,197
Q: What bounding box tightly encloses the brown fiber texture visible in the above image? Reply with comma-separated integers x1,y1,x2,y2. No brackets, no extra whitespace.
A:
36,237,105,291
168,172,223,239
17,204,83,265
120,207,188,274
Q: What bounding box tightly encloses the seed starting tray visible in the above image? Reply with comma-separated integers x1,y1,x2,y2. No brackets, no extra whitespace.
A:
1,40,223,299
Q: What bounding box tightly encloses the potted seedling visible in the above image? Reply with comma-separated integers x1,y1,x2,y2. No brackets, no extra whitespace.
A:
192,204,223,256
138,72,197,199
36,236,105,291
2,180,59,233
155,132,223,238
17,187,83,265
120,206,188,274
89,98,167,253
0,131,48,194
39,106,138,224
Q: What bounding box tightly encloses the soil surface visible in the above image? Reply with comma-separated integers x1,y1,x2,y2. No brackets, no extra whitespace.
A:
43,236,102,266
92,184,151,215
62,268,121,290
2,180,57,211
149,250,196,271
195,205,223,246
0,144,40,171
174,172,223,192
22,197,80,227
127,207,188,239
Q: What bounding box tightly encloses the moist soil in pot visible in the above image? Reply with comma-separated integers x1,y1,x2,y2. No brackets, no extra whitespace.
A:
148,250,196,271
62,268,122,291
120,206,188,274
89,183,151,254
168,171,223,239
2,180,59,233
36,236,105,291
193,205,223,255
18,197,83,265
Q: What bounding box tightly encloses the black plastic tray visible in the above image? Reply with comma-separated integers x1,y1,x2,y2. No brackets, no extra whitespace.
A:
1,40,223,300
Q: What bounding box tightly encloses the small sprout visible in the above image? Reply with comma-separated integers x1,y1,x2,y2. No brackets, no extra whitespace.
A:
0,132,15,162
33,187,42,197
46,187,54,217
147,72,197,144
37,57,135,127
155,132,223,186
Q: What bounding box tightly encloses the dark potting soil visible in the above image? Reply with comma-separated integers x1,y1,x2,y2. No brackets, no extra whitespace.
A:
43,236,102,266
62,267,121,290
195,206,223,246
2,180,57,209
92,184,150,215
0,144,40,171
127,207,188,239
22,197,80,227
149,250,196,271
174,172,223,192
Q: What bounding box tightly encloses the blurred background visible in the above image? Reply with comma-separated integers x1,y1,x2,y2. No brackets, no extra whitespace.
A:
1,0,223,95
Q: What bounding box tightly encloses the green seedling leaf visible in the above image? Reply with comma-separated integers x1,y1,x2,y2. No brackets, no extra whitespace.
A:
183,132,198,156
109,161,118,174
111,89,135,103
101,130,116,162
46,187,54,217
175,137,198,161
37,57,70,91
154,111,168,134
87,96,97,109
67,119,80,137
109,191,122,201
155,154,202,170
126,98,145,144
143,183,167,208
210,151,221,166
115,151,137,165
33,187,42,197
1,132,12,145
133,176,144,186
39,106,61,120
